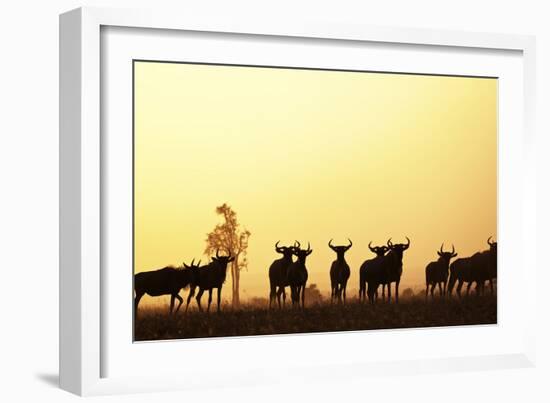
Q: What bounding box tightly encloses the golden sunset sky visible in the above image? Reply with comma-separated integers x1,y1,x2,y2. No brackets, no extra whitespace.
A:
134,61,496,305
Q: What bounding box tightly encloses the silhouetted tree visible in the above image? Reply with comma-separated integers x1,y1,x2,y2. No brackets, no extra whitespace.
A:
204,204,251,307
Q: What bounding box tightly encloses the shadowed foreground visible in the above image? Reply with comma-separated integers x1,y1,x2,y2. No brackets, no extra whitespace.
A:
134,295,496,341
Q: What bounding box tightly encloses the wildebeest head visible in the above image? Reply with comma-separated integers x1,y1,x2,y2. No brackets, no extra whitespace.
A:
368,241,389,257
211,249,235,268
292,241,313,262
387,237,411,255
275,241,295,260
183,258,201,270
183,258,201,282
436,243,457,262
487,236,497,254
328,238,352,257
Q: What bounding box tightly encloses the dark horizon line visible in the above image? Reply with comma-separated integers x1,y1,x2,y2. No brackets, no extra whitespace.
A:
132,59,499,80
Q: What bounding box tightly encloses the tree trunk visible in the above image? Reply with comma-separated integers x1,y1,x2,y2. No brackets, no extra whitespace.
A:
231,257,240,307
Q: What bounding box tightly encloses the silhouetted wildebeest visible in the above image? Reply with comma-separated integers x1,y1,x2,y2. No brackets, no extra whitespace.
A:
448,237,497,297
287,241,312,308
425,244,457,299
187,250,234,312
364,238,410,304
328,238,352,304
359,242,389,302
268,241,295,308
447,257,476,297
477,237,497,295
134,259,201,316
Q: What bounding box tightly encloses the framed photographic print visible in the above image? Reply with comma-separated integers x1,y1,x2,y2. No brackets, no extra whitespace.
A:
60,7,537,396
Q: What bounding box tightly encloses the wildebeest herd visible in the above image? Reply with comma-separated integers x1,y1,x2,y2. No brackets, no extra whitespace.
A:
134,237,497,316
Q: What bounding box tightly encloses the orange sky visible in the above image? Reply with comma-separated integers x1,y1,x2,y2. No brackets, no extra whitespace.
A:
133,61,496,306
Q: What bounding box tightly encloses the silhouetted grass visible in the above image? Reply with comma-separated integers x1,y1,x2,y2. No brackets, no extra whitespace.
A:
134,295,496,341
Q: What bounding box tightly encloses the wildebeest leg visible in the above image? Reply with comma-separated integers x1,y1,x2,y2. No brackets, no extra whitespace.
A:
425,283,429,300
381,284,385,301
269,284,276,309
477,281,484,296
387,283,392,303
457,280,463,298
437,282,443,297
186,287,195,312
465,282,472,296
174,294,184,313
275,286,281,309
196,288,204,311
278,287,286,308
207,289,213,312
301,284,306,308
169,294,175,314
342,283,347,304
367,283,376,304
489,279,494,295
443,280,448,297
134,291,144,317
395,281,400,303
217,286,222,312
430,283,436,298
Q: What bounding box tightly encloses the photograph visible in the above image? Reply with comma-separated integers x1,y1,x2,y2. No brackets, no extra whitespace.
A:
132,60,497,341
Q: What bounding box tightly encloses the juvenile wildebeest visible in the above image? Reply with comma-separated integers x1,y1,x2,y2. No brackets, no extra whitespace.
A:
365,238,410,304
425,244,457,299
328,238,352,304
358,242,389,303
134,259,200,316
448,237,497,297
268,241,295,309
287,241,312,308
187,250,234,312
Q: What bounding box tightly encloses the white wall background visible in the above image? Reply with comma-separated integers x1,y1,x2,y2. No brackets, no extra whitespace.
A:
0,0,548,401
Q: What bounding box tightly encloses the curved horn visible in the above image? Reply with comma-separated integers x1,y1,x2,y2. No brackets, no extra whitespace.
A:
368,241,375,253
275,240,284,253
451,244,455,254
440,243,444,254
328,239,335,251
346,238,353,250
191,258,195,266
216,249,220,258
387,238,393,247
294,240,301,249
404,237,411,249
307,242,311,252
487,236,495,246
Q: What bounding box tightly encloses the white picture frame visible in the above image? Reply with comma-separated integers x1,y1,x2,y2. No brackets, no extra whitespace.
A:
60,6,537,396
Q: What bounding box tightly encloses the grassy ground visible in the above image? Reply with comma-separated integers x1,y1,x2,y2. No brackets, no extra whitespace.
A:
134,295,497,341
